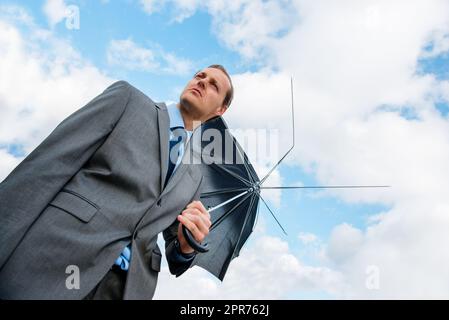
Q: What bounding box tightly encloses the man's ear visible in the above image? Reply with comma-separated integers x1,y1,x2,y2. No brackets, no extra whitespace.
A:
215,105,227,116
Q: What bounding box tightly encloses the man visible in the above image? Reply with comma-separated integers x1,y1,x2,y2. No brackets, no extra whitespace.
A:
0,64,234,299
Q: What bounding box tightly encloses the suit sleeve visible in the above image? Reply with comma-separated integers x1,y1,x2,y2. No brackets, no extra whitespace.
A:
163,176,203,277
0,81,132,268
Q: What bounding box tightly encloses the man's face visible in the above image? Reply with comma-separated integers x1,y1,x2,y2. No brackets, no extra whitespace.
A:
179,67,231,121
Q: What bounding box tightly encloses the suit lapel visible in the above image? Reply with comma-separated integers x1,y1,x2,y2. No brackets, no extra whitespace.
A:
156,102,202,196
156,102,169,193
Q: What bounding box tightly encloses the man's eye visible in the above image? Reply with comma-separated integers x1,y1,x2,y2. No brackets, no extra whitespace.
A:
213,84,218,91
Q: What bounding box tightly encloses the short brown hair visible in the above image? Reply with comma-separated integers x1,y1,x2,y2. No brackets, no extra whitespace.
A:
207,64,234,108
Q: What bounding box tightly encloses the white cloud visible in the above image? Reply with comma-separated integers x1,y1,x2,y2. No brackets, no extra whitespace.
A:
140,0,202,23
43,0,68,27
0,10,114,180
273,1,449,116
0,4,34,26
207,0,297,61
326,223,364,264
270,0,449,298
107,39,159,71
438,80,449,103
139,0,298,61
326,201,449,298
160,51,194,75
154,232,344,299
107,38,193,75
140,0,167,15
0,149,22,182
298,232,318,245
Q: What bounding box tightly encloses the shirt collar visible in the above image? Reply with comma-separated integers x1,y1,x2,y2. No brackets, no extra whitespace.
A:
167,103,186,129
166,103,192,140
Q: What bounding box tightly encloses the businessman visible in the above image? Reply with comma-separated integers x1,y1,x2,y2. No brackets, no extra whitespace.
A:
0,64,234,299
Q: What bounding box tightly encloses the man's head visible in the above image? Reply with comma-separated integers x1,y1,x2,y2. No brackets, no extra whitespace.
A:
179,64,234,125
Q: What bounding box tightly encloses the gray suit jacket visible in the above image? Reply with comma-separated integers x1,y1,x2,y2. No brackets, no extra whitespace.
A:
0,81,203,299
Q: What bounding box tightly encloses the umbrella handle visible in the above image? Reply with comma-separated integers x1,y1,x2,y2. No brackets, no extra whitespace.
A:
181,225,209,253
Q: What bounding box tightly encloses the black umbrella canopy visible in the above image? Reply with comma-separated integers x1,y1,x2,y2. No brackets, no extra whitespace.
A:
183,115,262,281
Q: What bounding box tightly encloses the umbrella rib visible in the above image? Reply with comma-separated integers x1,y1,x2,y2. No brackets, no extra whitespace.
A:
252,194,261,232
259,77,295,186
210,191,254,231
243,150,259,184
211,163,252,186
259,146,294,186
208,190,250,213
229,192,258,259
259,194,288,236
260,185,391,189
201,187,250,198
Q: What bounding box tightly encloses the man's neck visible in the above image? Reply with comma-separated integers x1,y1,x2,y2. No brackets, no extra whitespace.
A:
177,102,202,131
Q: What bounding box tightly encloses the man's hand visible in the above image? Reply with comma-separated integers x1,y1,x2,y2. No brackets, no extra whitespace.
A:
177,200,211,254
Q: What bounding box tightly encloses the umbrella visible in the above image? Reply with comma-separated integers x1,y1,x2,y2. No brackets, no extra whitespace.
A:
182,78,389,281
181,111,263,281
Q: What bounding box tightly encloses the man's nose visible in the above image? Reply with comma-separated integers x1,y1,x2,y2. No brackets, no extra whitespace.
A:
197,79,206,90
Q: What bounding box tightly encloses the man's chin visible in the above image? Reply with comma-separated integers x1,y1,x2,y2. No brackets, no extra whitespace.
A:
180,96,201,112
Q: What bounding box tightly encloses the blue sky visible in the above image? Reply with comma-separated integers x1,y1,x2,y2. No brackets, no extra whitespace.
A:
14,0,249,101
1,0,449,299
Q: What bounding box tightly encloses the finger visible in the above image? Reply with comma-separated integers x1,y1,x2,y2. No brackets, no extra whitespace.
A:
196,201,210,218
182,208,202,217
178,215,205,242
186,200,198,209
183,213,209,236
187,201,208,213
183,209,211,229
182,213,209,236
186,201,210,219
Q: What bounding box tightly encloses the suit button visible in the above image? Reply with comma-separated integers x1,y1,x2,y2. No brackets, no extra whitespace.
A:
157,199,162,206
